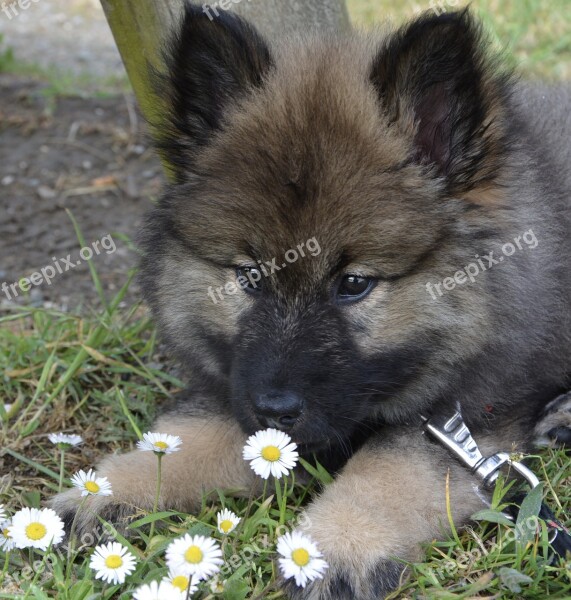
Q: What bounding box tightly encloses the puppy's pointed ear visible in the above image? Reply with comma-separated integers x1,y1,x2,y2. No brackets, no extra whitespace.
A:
370,10,512,196
155,4,273,180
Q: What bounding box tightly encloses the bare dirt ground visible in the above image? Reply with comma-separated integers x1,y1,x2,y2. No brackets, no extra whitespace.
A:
0,76,161,308
1,0,162,309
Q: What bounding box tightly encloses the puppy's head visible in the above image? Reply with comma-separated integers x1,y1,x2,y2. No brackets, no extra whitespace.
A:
141,5,514,453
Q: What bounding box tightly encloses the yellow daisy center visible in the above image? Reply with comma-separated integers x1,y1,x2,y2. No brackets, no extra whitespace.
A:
185,545,204,564
85,481,100,493
154,441,168,450
105,554,123,569
291,548,310,567
261,445,281,462
25,522,47,541
171,575,189,591
220,519,234,533
2,528,10,538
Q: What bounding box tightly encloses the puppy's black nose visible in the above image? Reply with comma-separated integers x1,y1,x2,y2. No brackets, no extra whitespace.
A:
253,391,304,431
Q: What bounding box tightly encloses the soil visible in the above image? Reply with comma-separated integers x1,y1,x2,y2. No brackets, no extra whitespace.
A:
0,74,162,309
0,0,163,309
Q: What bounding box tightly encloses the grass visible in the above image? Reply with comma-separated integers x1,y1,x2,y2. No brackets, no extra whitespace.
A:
0,0,569,96
0,57,131,99
0,35,15,73
0,252,570,598
348,0,571,80
1,0,570,598
0,35,129,98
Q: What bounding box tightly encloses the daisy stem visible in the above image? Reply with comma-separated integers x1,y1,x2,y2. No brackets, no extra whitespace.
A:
148,453,163,542
23,543,52,600
0,551,8,586
58,447,66,493
250,581,277,600
185,575,193,600
280,476,288,525
66,496,88,579
274,477,286,526
289,470,296,495
262,479,268,503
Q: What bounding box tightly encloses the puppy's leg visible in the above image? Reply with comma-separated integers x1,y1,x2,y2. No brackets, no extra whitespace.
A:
534,391,571,446
50,414,257,537
285,428,490,600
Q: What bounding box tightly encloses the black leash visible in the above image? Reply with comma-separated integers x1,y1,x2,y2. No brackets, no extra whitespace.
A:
422,409,571,563
505,493,571,562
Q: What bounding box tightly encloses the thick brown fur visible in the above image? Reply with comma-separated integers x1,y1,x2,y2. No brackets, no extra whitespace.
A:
52,5,571,598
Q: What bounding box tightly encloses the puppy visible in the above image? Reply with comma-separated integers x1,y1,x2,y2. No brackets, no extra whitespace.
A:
53,6,571,598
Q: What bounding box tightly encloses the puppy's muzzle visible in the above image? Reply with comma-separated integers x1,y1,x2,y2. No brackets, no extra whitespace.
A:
253,390,304,432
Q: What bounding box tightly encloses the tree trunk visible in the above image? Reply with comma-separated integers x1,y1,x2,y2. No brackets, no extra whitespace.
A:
226,0,349,38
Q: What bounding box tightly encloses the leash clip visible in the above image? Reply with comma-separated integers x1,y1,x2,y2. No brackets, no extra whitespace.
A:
422,408,571,562
422,409,540,489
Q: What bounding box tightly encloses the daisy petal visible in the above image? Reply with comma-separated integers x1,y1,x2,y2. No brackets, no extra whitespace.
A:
165,534,223,581
89,541,137,585
137,432,183,455
277,531,328,588
243,428,298,480
9,507,65,550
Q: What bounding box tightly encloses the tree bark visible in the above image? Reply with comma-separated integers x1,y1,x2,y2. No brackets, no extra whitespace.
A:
227,0,350,38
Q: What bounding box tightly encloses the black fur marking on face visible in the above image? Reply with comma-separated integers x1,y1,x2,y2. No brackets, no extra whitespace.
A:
229,288,430,452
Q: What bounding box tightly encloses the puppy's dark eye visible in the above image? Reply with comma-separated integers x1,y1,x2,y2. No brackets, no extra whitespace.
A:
336,275,375,303
236,267,263,294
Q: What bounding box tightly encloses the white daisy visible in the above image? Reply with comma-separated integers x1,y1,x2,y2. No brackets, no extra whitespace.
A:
277,531,329,588
133,580,185,600
9,507,65,550
217,508,240,535
243,428,299,479
0,519,15,551
48,433,84,447
0,505,5,521
163,568,198,596
209,575,226,594
71,469,113,496
166,534,223,580
137,432,182,455
89,541,137,585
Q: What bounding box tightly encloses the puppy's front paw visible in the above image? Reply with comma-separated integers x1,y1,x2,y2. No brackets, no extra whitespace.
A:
49,487,130,543
279,432,486,598
48,416,256,543
535,391,571,446
282,556,404,600
279,492,408,599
